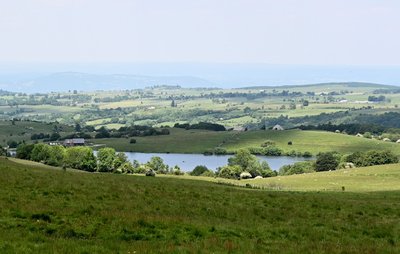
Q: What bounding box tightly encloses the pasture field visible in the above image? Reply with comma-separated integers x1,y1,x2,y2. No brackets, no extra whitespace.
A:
92,128,235,153
0,120,74,147
1,157,400,253
92,129,400,155
2,82,400,128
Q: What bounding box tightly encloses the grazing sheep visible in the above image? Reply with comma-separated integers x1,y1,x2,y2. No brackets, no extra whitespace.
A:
145,170,156,177
240,172,252,179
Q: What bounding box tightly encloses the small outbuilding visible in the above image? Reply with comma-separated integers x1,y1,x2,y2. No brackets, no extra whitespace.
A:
272,124,284,131
63,138,85,146
356,133,363,137
397,139,400,143
383,138,391,142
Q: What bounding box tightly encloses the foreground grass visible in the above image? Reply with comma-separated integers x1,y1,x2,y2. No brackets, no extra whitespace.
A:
1,158,400,253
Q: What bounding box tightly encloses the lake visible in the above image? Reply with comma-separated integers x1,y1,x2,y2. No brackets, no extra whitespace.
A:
123,152,312,172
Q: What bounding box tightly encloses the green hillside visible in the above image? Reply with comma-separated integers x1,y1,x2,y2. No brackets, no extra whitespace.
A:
1,157,400,253
92,129,400,155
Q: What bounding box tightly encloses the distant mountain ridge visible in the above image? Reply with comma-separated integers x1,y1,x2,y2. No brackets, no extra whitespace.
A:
242,82,398,90
0,71,398,93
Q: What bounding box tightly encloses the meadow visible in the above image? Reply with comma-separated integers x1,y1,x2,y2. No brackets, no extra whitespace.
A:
1,157,400,253
92,128,400,155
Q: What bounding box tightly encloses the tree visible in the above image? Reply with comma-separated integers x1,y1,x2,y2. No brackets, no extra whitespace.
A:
146,156,168,173
97,147,117,172
64,147,97,172
7,140,18,149
113,152,128,170
75,123,81,132
302,100,309,106
315,152,339,172
30,144,51,162
226,149,272,178
46,145,65,166
16,144,35,159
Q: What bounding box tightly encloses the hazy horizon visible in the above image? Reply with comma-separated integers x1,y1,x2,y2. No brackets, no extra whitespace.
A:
1,1,400,92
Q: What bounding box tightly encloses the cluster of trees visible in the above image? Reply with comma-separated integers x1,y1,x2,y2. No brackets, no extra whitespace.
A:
15,143,183,175
216,149,276,179
345,150,399,167
298,123,385,135
279,150,399,176
94,126,170,139
174,122,226,131
368,95,386,102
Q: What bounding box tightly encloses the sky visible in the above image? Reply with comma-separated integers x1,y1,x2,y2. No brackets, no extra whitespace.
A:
1,0,400,65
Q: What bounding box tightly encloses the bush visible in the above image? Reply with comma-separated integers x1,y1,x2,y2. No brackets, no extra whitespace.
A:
279,161,315,175
261,140,276,147
213,147,228,155
191,165,209,176
262,146,283,156
217,165,241,179
315,152,339,172
130,139,136,144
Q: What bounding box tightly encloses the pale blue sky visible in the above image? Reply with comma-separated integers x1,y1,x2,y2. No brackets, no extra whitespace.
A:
0,0,399,65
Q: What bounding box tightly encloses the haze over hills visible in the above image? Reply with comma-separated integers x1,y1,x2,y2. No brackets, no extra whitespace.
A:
1,63,400,93
0,72,216,93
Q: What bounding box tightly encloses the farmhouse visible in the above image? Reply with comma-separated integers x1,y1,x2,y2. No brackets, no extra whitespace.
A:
272,124,284,131
63,138,85,146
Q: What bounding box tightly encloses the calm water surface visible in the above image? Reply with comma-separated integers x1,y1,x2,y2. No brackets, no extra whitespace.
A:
123,152,312,171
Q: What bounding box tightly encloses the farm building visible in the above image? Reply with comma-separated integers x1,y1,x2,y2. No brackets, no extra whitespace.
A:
397,139,400,143
356,133,363,137
233,126,247,131
382,138,391,142
272,124,284,131
63,138,85,146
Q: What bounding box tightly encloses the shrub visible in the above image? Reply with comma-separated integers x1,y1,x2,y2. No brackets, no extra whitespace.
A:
213,147,228,155
200,170,215,177
288,141,293,145
315,152,339,172
261,140,275,147
130,138,136,144
279,161,315,175
302,151,313,158
217,165,241,179
262,146,283,156
191,165,209,176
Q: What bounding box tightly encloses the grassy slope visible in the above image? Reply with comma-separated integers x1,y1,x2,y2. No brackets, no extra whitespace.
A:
159,163,400,192
92,128,235,153
0,121,74,146
222,130,400,154
92,129,400,155
1,158,400,253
